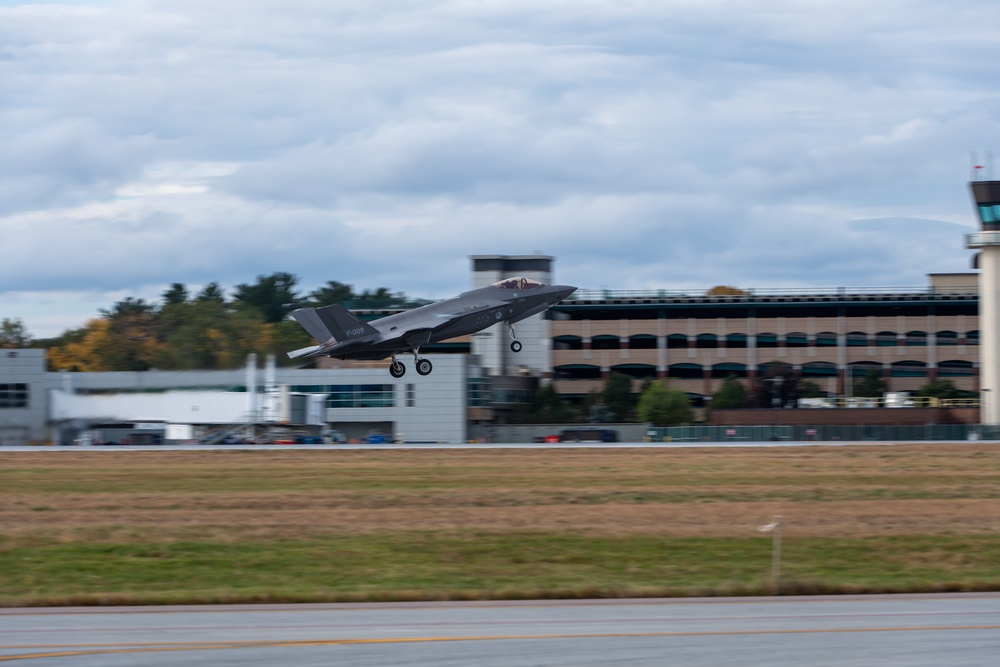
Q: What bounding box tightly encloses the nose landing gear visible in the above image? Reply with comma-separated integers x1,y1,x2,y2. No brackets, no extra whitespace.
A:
508,322,522,353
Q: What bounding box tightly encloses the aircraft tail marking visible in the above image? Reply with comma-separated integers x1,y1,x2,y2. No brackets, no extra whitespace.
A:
290,304,378,344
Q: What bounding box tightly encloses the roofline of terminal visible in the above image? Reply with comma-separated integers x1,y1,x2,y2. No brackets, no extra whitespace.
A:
559,286,978,307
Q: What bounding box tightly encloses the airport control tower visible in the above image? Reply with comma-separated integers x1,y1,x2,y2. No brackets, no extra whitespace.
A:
966,180,1000,424
470,254,555,377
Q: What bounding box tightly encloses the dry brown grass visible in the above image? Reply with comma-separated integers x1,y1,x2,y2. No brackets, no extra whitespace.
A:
4,444,1000,543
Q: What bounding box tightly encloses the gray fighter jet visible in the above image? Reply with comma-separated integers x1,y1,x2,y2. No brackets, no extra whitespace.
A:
287,277,577,377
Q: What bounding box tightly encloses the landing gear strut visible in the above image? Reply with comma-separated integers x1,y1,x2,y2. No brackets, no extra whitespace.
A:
412,347,433,375
508,323,522,353
389,349,433,377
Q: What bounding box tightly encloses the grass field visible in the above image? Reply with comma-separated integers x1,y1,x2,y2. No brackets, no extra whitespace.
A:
2,444,1000,606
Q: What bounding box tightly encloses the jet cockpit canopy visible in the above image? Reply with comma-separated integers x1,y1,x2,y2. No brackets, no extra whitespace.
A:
492,277,543,290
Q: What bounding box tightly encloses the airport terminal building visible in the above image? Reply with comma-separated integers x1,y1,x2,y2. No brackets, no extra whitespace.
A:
549,272,980,404
0,256,985,445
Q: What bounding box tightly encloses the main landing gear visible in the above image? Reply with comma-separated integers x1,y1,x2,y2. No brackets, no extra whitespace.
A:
388,349,433,378
508,323,522,353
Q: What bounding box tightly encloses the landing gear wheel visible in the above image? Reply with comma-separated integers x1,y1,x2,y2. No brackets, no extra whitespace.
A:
416,358,433,376
389,361,406,378
510,340,522,353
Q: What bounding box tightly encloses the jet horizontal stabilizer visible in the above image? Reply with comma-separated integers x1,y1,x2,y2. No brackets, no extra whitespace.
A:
287,345,322,359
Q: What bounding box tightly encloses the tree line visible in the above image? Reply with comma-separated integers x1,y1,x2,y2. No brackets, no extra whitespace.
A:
2,273,430,372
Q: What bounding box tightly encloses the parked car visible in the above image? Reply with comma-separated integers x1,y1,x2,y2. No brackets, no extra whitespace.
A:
324,430,347,444
559,428,619,443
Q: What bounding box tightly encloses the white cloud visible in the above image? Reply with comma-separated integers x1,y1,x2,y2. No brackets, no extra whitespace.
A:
1,0,998,337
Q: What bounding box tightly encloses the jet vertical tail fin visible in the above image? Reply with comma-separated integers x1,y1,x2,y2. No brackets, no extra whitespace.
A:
290,304,378,344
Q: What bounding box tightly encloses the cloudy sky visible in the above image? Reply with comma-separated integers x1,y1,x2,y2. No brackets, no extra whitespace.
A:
2,0,999,337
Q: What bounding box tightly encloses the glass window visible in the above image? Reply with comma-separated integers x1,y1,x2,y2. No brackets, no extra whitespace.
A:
592,335,621,350
711,363,747,378
938,360,974,377
0,383,28,409
802,362,837,377
467,378,489,407
756,333,778,348
875,331,897,347
725,333,748,348
666,334,688,349
980,205,995,223
492,277,542,290
846,332,868,347
936,331,958,346
326,384,395,409
553,335,583,351
668,363,703,379
611,364,657,379
554,365,601,380
696,334,717,349
891,361,928,377
816,332,838,347
786,332,808,347
629,335,658,349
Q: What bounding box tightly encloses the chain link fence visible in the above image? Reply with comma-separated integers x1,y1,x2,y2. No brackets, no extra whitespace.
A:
645,424,1000,442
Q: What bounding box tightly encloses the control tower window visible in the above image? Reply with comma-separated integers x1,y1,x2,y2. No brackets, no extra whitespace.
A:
492,277,543,290
979,203,1000,224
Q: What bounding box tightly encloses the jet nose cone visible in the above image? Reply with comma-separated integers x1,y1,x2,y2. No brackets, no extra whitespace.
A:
551,285,577,302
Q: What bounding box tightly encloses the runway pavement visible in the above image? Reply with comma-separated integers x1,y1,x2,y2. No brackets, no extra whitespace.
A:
3,594,999,666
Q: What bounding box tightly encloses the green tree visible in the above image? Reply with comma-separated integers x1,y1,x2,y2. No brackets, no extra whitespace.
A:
524,383,571,423
306,281,355,307
162,283,189,307
710,375,747,410
0,317,32,348
233,272,301,323
916,379,960,400
97,298,158,371
800,380,824,398
196,282,226,303
751,361,801,408
355,287,396,309
637,382,693,425
853,369,887,397
602,372,635,422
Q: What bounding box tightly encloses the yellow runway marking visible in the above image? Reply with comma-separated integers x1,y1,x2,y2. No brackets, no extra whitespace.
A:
3,624,1000,661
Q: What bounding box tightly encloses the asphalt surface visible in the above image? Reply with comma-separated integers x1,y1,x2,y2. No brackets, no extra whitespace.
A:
3,594,1000,666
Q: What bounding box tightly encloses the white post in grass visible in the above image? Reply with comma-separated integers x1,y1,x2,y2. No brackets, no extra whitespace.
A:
759,515,783,593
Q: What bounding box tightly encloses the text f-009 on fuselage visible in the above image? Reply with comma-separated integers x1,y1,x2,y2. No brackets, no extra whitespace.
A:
287,277,577,378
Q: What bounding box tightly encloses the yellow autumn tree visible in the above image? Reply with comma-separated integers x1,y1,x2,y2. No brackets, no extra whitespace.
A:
707,285,749,296
46,319,116,372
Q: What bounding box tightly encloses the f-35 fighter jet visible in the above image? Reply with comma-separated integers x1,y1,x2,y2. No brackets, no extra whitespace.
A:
287,277,577,377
